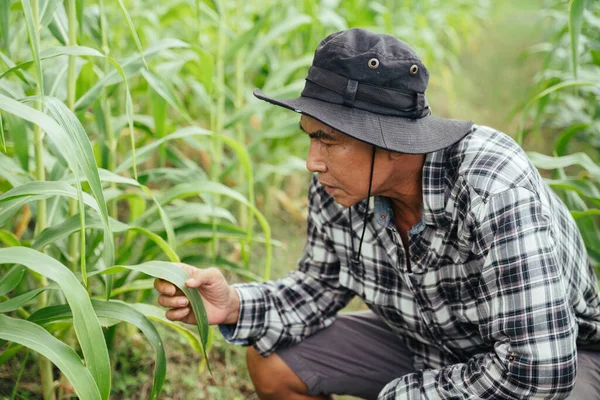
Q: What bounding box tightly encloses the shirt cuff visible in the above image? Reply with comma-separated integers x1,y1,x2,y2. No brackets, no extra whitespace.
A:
218,283,267,345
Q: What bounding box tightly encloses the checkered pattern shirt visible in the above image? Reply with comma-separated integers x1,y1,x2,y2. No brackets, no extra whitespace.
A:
220,125,600,399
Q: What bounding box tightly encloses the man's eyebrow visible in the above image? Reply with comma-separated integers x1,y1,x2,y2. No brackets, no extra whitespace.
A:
299,122,336,140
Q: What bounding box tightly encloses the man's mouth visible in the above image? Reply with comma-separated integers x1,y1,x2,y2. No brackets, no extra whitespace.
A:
321,184,337,194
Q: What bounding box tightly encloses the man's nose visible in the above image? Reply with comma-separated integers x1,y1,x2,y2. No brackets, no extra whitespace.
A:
306,140,327,173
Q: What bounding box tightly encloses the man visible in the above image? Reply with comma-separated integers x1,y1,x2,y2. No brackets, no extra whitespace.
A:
155,29,600,399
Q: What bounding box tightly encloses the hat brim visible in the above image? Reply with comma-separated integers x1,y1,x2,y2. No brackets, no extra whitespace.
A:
253,88,473,154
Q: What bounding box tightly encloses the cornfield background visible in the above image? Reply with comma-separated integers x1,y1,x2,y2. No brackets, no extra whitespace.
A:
0,0,598,399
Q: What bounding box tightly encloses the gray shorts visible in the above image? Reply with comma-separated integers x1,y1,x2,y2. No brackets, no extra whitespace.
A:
276,311,600,400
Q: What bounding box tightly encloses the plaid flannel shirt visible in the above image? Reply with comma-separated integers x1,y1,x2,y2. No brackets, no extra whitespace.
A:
220,125,600,399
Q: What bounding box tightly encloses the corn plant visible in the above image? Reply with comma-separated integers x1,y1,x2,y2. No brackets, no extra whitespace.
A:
0,0,272,398
0,0,495,397
518,0,600,265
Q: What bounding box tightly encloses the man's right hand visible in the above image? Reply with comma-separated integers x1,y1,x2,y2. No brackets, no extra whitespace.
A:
154,263,240,326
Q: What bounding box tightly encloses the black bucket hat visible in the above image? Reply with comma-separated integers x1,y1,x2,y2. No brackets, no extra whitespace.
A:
253,28,473,154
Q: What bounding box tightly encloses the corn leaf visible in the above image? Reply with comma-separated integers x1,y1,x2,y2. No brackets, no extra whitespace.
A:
568,0,585,78
0,96,115,273
0,0,9,57
98,261,211,373
40,0,65,28
33,211,179,262
3,113,29,172
21,0,44,98
0,287,55,313
0,266,26,296
0,247,110,400
115,0,147,68
0,315,102,400
141,68,193,124
0,112,5,152
75,39,190,111
29,300,166,400
527,152,600,179
133,303,204,353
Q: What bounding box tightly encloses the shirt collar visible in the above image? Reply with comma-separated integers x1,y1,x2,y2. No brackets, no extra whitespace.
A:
373,145,452,230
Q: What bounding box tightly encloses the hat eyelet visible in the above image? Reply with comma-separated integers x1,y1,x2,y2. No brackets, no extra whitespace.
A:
409,64,419,75
368,58,379,69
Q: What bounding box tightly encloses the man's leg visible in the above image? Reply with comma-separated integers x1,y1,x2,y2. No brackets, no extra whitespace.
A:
246,310,416,400
569,346,600,399
246,347,331,400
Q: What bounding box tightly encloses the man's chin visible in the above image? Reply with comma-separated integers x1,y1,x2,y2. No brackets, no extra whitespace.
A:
331,195,360,208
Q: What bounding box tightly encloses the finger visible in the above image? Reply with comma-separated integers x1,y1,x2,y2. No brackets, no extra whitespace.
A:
154,278,183,296
165,306,190,321
158,295,189,308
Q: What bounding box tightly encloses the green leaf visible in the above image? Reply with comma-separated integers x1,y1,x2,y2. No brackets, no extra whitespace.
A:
109,279,155,296
115,0,147,69
0,95,116,276
43,97,115,284
47,5,68,45
528,152,600,179
75,39,190,112
98,261,211,372
554,123,589,157
0,111,5,152
0,315,102,400
138,180,271,279
0,247,111,400
0,343,24,365
0,229,21,247
182,254,263,282
526,80,600,108
33,211,179,263
3,112,29,171
21,0,44,97
29,300,166,400
0,0,9,57
571,209,600,219
246,14,312,66
40,0,65,28
141,68,193,124
223,7,274,60
545,178,600,207
569,0,586,78
0,266,26,296
0,180,101,214
132,303,204,353
0,286,56,313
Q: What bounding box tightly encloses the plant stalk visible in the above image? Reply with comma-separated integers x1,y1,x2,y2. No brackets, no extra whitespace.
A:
99,0,118,219
66,0,80,272
209,5,226,261
28,0,54,396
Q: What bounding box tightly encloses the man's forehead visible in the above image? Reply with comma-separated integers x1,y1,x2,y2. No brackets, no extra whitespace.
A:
300,115,340,136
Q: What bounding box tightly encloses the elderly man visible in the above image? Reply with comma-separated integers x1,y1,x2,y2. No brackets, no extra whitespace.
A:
155,29,600,399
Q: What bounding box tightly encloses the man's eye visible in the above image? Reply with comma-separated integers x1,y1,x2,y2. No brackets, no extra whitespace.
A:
321,141,334,148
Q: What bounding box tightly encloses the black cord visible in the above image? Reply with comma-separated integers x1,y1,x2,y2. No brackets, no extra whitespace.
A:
350,145,376,265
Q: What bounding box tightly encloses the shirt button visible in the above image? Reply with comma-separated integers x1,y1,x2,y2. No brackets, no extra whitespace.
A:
508,354,516,362
379,214,387,220
412,255,420,262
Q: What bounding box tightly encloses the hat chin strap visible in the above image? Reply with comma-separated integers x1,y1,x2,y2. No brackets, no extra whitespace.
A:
349,145,376,266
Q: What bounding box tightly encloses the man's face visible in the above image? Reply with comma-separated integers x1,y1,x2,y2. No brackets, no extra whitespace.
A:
300,115,384,207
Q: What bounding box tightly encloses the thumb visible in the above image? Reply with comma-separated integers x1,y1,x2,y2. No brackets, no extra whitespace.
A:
183,266,223,288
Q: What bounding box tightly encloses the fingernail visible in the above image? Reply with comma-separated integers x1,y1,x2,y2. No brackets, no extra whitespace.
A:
179,299,188,306
186,279,195,285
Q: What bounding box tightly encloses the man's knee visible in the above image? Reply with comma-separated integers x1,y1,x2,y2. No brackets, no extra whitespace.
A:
246,346,309,399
